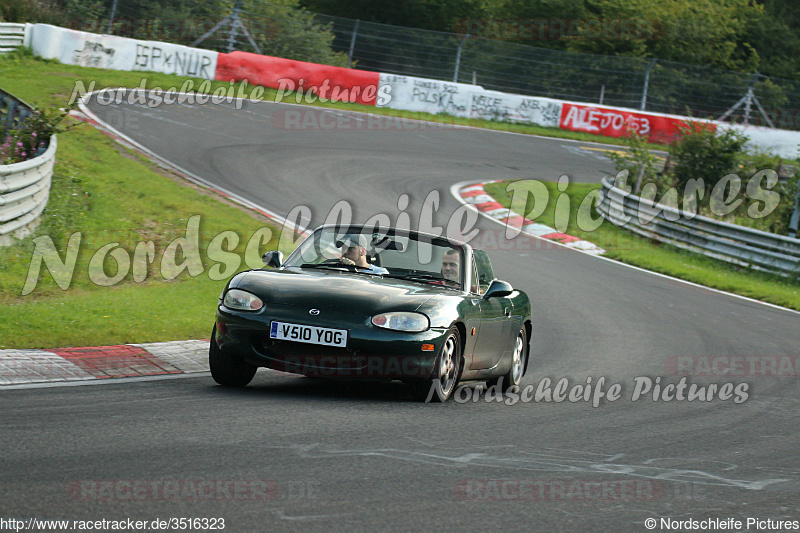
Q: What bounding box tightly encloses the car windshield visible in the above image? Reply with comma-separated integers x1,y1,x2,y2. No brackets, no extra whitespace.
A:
283,227,464,289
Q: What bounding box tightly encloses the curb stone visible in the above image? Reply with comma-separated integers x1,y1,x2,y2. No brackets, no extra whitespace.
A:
458,181,606,255
0,340,209,385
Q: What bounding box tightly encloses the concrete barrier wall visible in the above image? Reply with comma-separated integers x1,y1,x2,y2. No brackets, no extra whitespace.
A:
21,22,800,157
376,73,562,128
216,51,381,105
29,24,218,79
558,102,716,144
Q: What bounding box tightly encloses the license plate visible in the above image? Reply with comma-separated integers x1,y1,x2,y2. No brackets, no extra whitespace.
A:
269,321,348,347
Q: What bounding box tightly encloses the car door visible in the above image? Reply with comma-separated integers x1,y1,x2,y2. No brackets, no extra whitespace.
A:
469,251,514,370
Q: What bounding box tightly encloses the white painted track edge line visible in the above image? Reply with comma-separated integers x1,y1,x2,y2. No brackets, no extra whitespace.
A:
78,90,310,235
0,371,211,390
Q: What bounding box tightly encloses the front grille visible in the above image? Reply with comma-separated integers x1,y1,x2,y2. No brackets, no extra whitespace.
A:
256,339,367,370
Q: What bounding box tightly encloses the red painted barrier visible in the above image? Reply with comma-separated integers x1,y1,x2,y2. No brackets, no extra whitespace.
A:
559,103,715,144
215,51,381,106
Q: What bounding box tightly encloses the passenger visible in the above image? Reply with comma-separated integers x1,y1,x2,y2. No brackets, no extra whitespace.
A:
441,248,461,283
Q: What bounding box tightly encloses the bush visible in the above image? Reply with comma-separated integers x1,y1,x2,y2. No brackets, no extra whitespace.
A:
606,129,659,194
0,100,77,164
666,121,748,199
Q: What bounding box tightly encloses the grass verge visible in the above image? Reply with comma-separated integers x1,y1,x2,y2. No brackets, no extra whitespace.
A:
483,180,800,311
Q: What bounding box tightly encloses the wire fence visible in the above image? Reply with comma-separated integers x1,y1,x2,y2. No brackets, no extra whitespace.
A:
61,0,800,131
308,12,800,131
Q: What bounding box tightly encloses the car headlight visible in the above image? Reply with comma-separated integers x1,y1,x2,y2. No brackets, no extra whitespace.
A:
371,312,429,332
223,289,264,311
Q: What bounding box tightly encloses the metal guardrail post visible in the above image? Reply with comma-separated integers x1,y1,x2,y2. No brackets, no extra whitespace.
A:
790,191,800,239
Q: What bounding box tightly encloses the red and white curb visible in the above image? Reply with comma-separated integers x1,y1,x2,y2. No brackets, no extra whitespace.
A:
0,340,209,386
457,181,605,255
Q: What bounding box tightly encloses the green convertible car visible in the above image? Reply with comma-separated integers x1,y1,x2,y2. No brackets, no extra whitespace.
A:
210,225,532,402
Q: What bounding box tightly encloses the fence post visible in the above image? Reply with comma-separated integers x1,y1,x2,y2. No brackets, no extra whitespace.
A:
640,58,656,110
106,0,119,35
453,34,469,83
347,19,360,69
743,73,762,126
226,0,244,53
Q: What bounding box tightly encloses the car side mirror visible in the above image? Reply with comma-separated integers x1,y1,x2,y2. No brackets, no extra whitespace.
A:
262,251,283,268
483,279,513,299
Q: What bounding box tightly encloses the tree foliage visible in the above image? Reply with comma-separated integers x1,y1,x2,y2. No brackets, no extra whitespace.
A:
1,0,346,67
666,122,748,197
301,0,800,80
300,0,495,32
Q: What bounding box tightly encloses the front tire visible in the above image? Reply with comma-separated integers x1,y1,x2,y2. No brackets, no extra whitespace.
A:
413,326,462,402
487,327,527,394
209,325,257,387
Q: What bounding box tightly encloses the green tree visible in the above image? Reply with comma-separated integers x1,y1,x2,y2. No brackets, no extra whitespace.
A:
745,0,800,79
666,121,748,202
300,0,497,32
228,1,347,66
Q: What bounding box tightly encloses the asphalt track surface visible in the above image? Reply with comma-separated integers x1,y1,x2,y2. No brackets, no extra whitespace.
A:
2,97,799,532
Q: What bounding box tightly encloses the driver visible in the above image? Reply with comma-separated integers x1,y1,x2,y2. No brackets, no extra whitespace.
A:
339,234,388,275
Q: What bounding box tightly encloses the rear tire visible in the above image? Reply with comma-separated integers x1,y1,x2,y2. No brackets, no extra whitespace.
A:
486,326,527,394
209,325,257,387
413,326,462,402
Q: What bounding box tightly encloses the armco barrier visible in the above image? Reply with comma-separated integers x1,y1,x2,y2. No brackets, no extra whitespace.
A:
0,136,57,247
597,177,800,276
0,23,30,53
215,51,380,106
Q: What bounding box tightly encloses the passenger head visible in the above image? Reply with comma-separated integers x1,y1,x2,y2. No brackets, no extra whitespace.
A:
441,248,460,283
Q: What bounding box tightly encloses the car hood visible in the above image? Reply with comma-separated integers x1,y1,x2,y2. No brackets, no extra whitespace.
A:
231,268,461,315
